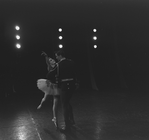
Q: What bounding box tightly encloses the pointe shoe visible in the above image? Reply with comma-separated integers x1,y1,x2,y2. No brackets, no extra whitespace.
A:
52,117,58,128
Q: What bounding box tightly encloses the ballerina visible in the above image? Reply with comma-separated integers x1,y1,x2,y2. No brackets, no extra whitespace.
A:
37,51,60,128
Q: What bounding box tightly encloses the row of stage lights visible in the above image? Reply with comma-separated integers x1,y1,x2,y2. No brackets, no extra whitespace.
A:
57,28,98,49
92,29,98,49
58,28,63,49
14,26,98,49
15,25,21,49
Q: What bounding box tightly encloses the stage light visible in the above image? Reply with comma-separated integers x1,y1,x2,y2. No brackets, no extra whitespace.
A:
58,44,63,48
93,36,97,40
15,25,20,30
16,35,20,40
58,28,62,32
94,45,97,48
93,29,97,32
16,43,21,49
58,36,63,40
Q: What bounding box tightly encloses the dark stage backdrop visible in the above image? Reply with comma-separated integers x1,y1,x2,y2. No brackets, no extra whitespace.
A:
0,0,149,95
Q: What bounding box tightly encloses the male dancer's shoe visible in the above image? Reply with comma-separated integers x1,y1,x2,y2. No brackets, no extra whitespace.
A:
70,119,75,126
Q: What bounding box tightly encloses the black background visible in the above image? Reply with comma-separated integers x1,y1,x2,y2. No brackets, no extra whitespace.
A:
0,0,149,95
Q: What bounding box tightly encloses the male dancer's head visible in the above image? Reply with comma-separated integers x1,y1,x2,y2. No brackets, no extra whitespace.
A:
55,50,65,62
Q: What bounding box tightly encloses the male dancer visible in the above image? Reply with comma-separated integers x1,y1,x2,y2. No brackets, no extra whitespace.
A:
55,50,76,131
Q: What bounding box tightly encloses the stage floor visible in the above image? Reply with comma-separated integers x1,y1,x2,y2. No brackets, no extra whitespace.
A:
0,89,149,140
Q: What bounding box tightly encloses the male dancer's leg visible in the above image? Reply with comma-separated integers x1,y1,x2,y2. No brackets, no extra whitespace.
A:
63,89,75,127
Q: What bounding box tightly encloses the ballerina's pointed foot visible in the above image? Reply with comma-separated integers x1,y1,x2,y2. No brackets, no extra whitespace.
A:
52,117,58,128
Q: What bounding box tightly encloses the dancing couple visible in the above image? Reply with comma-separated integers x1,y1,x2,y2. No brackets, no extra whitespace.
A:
37,50,76,131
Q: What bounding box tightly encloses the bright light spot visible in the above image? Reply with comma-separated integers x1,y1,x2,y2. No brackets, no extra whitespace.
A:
16,35,20,40
15,26,20,30
93,36,97,40
93,29,97,32
17,126,27,140
58,28,62,32
16,43,21,49
59,44,63,48
59,36,63,40
94,45,97,48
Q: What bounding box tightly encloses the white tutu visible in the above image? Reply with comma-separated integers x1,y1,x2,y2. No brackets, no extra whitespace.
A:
37,79,59,96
